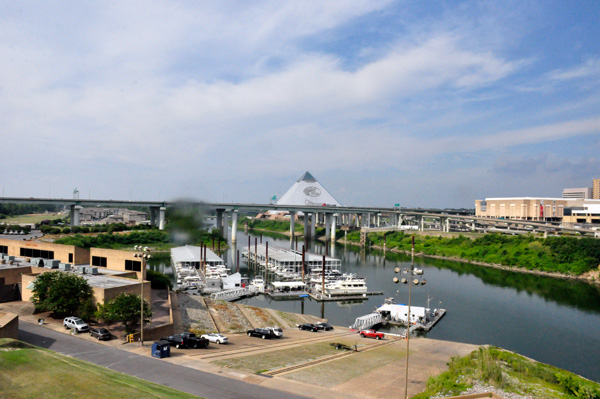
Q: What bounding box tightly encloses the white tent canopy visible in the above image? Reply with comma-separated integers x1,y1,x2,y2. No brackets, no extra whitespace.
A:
277,171,341,207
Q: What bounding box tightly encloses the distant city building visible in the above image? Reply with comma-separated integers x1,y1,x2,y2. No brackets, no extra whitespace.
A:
475,197,567,221
475,197,600,225
562,178,600,200
79,208,147,225
562,187,592,199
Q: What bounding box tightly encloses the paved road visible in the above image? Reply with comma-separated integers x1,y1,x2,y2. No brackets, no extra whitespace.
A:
19,322,307,399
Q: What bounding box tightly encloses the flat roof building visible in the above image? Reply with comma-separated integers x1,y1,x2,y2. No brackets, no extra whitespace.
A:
562,187,592,199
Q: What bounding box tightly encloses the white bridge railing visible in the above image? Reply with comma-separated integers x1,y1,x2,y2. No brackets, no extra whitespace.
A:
350,312,384,330
210,287,256,301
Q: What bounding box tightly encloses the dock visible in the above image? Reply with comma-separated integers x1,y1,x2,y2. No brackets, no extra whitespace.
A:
307,290,383,302
350,308,447,332
266,291,310,299
394,308,446,332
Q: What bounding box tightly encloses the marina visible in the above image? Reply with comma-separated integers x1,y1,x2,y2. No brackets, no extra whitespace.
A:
242,243,383,301
144,230,600,382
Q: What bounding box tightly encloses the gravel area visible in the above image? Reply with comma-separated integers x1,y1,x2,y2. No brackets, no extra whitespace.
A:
176,293,216,333
206,299,253,333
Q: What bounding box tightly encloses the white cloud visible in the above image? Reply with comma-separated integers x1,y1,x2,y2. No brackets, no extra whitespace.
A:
547,58,600,81
1,1,599,207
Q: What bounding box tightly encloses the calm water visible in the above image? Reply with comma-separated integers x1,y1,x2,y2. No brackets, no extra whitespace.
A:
151,230,600,382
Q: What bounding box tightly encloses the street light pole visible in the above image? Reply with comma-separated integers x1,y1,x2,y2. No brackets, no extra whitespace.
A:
393,235,424,399
405,236,414,399
134,245,151,347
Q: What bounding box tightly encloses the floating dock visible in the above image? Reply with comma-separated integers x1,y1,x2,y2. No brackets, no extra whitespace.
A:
308,290,383,302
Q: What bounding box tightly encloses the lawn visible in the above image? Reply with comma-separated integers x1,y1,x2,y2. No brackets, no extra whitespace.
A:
0,339,199,399
1,213,64,224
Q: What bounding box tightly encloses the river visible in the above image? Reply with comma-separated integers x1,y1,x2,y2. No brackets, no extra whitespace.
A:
150,229,600,382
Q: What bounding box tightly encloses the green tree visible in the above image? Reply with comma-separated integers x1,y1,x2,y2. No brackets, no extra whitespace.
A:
146,269,173,290
95,293,152,334
31,272,93,318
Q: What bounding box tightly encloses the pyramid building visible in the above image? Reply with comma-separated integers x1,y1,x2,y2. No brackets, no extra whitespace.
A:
277,171,342,207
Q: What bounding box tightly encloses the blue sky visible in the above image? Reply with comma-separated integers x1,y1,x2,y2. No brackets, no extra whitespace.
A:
1,1,599,208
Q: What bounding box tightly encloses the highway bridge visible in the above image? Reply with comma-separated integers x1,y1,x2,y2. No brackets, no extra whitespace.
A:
1,196,597,241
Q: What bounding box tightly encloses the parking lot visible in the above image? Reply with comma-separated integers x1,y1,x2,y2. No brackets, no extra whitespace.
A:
3,300,479,399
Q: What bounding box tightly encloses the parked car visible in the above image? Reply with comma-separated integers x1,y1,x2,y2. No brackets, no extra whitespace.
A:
200,333,229,344
316,322,333,331
89,327,111,340
63,317,89,333
247,328,274,339
298,323,318,332
266,327,283,338
358,329,384,340
178,332,209,348
160,334,189,349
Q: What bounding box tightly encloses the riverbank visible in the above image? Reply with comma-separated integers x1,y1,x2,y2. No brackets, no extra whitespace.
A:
360,242,600,286
171,294,600,397
243,228,600,286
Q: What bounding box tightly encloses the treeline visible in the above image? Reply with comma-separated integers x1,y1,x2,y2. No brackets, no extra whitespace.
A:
55,230,169,249
244,219,328,237
38,222,155,235
348,232,600,276
0,204,61,219
246,219,302,232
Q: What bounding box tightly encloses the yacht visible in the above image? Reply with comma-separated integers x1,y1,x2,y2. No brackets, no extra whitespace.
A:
315,275,367,296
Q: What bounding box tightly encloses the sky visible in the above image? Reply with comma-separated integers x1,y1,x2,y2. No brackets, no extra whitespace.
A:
1,1,599,209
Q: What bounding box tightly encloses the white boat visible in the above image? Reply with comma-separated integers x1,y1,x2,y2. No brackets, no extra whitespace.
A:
315,276,368,296
249,276,265,293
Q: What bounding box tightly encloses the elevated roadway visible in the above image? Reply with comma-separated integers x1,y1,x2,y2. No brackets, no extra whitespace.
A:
1,196,597,238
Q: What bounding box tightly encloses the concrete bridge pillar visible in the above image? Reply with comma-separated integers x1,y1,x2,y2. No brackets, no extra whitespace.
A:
304,213,310,240
231,210,238,244
289,211,296,248
330,214,337,242
223,211,229,241
150,207,157,227
158,207,166,230
419,216,424,232
325,213,332,242
70,205,82,227
471,221,476,232
216,209,224,236
310,213,316,238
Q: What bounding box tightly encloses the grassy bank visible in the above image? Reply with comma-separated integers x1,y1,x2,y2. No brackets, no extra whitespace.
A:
54,229,228,251
242,218,327,238
0,338,198,399
55,230,171,249
414,346,600,398
245,219,302,233
348,231,600,277
1,213,64,224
